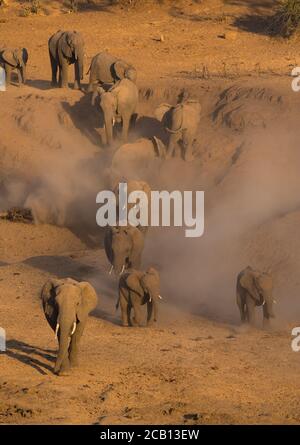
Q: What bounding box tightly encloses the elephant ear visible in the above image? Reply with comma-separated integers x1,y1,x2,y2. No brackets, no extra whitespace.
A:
154,103,171,122
2,50,17,66
125,272,144,297
41,279,61,329
61,33,73,58
77,282,98,323
113,60,127,80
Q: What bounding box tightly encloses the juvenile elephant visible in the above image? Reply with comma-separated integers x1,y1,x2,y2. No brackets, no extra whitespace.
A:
104,225,144,276
155,97,201,161
41,278,98,375
92,78,138,146
236,266,275,327
118,267,162,327
113,179,151,233
87,52,137,92
48,30,84,89
0,47,28,85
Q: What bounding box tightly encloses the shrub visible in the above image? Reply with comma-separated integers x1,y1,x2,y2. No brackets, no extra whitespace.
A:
271,0,300,37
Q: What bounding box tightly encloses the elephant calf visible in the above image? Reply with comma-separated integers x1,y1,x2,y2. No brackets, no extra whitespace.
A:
118,267,162,327
41,278,98,375
236,266,275,328
0,47,28,86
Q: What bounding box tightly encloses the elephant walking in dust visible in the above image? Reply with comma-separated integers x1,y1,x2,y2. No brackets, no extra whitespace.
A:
92,78,138,146
0,47,28,85
118,267,162,327
87,51,137,92
155,96,201,161
41,278,98,375
236,266,275,328
104,225,145,276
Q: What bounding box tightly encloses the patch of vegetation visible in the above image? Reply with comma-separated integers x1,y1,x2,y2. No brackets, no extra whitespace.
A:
271,0,300,37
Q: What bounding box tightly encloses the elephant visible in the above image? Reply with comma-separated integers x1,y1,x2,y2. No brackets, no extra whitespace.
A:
0,47,28,85
41,278,98,375
236,266,275,328
112,179,151,233
87,51,137,93
155,95,201,161
104,225,144,276
117,267,162,327
92,78,138,146
48,30,84,89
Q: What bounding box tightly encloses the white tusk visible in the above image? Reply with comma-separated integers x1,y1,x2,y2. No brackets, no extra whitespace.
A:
55,323,60,339
122,204,126,211
109,265,113,275
119,265,125,275
112,117,115,126
158,295,163,300
149,296,152,302
273,299,277,304
262,300,266,306
71,322,76,336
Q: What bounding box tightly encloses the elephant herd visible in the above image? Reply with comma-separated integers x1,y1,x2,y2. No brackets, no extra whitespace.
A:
1,31,277,376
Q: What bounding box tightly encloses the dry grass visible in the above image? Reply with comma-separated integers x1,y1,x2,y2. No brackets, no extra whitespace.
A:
271,0,300,37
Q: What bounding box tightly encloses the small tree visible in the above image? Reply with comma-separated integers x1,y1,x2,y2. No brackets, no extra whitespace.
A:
271,0,300,37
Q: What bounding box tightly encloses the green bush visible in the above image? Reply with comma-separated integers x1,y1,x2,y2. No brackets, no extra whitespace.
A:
271,0,300,37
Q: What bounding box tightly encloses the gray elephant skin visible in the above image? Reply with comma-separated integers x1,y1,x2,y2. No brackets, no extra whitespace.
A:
0,47,28,85
118,267,161,327
41,278,98,375
48,30,84,89
92,78,138,146
155,99,201,161
104,225,144,276
87,51,137,92
236,266,274,327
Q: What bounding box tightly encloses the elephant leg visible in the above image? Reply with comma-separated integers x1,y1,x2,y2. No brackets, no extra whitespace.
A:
119,290,130,327
182,131,194,161
131,297,143,327
16,68,22,86
73,62,80,90
147,301,158,326
121,113,130,143
5,65,12,85
49,51,58,87
167,133,178,159
246,295,256,325
236,289,246,323
69,321,85,367
262,303,272,329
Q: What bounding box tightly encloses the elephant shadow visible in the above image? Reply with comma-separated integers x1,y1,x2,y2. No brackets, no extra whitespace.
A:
26,79,52,91
61,93,104,147
134,115,168,144
5,339,56,375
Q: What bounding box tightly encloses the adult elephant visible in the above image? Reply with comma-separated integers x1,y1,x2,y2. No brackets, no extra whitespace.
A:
0,47,28,85
48,30,84,89
104,225,144,276
92,79,138,146
155,97,201,161
118,267,162,327
236,266,275,328
41,278,98,375
87,52,137,92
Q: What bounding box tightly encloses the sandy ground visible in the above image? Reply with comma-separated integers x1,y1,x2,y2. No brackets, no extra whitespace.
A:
1,0,300,425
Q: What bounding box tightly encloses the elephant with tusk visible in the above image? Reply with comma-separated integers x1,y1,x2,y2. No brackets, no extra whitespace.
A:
104,225,145,277
236,266,275,328
41,278,98,375
117,267,162,327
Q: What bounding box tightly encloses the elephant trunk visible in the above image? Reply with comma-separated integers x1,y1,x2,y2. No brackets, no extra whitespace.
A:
54,308,76,374
77,50,84,80
104,111,114,146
